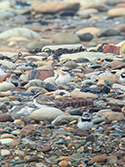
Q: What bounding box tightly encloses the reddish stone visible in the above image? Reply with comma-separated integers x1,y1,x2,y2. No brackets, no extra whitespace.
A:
75,129,88,137
26,69,54,81
85,68,94,74
103,44,120,55
116,3,125,8
20,125,36,137
0,73,11,82
114,24,125,32
0,114,13,122
110,60,125,69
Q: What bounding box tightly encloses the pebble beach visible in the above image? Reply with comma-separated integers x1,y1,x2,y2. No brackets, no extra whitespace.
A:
0,0,125,166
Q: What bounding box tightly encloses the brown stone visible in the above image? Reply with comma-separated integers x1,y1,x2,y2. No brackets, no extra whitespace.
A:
75,73,85,78
26,68,54,81
75,129,88,137
114,24,125,32
110,60,125,69
31,1,80,14
36,144,51,152
20,125,36,137
91,154,106,163
58,160,68,167
8,139,20,146
107,8,125,17
0,114,13,122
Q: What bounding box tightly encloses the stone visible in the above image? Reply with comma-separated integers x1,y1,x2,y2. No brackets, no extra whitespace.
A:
1,134,15,139
75,129,88,137
53,32,80,44
0,27,41,39
0,1,11,10
0,138,13,144
27,39,52,50
103,44,120,55
52,115,80,125
27,68,54,81
77,33,93,41
110,60,125,69
76,27,100,36
31,1,80,14
20,125,36,137
0,9,14,20
102,112,124,121
8,139,20,146
42,44,85,51
114,24,125,33
64,60,78,69
91,154,106,163
25,80,58,91
120,41,125,55
78,8,98,16
107,8,125,17
28,107,63,121
70,89,98,98
1,149,10,157
98,29,121,37
0,114,13,122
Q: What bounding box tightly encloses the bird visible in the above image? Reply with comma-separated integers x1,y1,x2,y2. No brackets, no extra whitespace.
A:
77,112,93,131
54,67,71,86
7,73,20,87
33,91,57,108
119,71,125,83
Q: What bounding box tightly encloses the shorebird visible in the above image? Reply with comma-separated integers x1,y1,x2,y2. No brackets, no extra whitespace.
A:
33,91,56,108
54,67,71,86
119,71,125,83
44,66,71,86
77,112,93,131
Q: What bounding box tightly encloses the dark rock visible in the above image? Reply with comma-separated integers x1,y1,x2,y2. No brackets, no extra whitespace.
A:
0,114,14,122
77,33,93,41
75,129,88,136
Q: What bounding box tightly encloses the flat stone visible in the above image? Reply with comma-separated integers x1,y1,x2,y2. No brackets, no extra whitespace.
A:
102,112,124,121
91,154,106,163
0,138,13,144
108,8,125,17
76,27,100,36
28,107,63,121
20,125,36,137
70,89,98,98
1,149,10,157
31,1,80,14
53,32,80,44
75,129,88,137
0,27,41,39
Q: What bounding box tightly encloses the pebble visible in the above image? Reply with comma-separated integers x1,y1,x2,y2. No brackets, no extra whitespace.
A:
0,1,125,166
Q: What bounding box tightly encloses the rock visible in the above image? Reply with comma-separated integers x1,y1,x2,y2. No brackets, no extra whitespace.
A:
114,24,125,33
20,125,36,137
0,138,13,144
0,1,11,10
27,68,54,81
60,51,105,61
1,149,10,157
53,32,80,44
77,33,93,41
120,41,125,55
42,44,85,51
110,60,125,69
1,134,15,139
78,8,98,16
0,27,41,39
98,29,121,37
31,1,80,14
0,82,15,91
70,89,98,98
75,129,88,137
103,44,120,55
0,9,15,20
76,27,100,36
102,112,124,121
52,115,80,125
64,60,78,69
27,39,52,50
91,154,106,163
28,107,63,121
107,8,125,17
98,71,118,83
26,80,58,91
0,114,13,122
8,139,20,146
